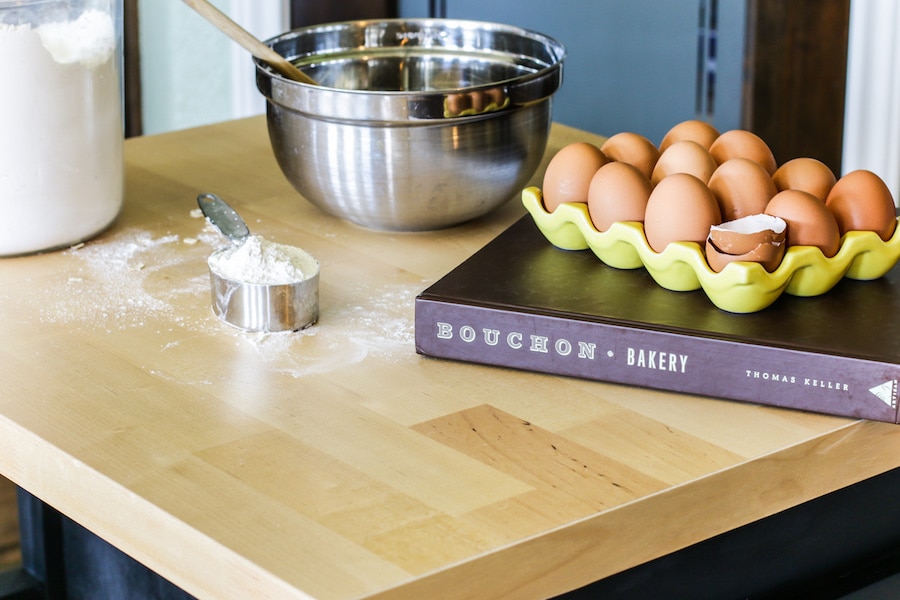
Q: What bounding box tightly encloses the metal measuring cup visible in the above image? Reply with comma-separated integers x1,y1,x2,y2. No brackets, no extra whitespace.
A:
198,193,319,332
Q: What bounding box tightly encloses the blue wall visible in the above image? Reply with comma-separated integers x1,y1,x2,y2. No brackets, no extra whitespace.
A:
398,0,745,144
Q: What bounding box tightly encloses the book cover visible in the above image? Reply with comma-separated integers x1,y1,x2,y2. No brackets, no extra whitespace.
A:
415,217,900,423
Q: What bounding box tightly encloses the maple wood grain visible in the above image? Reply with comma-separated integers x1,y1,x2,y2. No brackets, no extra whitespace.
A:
0,117,897,600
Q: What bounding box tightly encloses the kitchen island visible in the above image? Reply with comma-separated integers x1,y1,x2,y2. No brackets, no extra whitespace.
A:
0,116,898,599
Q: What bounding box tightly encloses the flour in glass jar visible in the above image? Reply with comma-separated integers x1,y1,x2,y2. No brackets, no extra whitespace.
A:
0,9,123,256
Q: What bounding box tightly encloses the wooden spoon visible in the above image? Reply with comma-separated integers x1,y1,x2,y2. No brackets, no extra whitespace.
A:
181,0,317,85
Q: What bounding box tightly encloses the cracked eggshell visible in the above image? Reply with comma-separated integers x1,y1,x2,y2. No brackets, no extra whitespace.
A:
706,236,786,273
644,173,722,253
825,169,898,241
541,142,609,212
600,132,660,180
708,213,786,254
708,158,777,221
706,215,787,273
587,161,652,232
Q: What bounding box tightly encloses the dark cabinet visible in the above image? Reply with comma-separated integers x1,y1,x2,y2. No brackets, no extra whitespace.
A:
290,0,397,28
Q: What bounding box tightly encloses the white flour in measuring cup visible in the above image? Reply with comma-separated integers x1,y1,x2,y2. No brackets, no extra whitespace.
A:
208,235,319,285
0,9,123,256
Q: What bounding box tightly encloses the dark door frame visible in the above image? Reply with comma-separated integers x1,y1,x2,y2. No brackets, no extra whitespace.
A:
743,0,850,174
289,0,397,29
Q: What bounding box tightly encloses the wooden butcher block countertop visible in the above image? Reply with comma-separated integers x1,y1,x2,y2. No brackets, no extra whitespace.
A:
0,116,898,599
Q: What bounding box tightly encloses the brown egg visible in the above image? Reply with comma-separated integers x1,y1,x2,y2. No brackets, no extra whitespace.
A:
600,132,660,180
707,158,777,221
659,119,720,152
541,142,609,211
587,161,652,231
772,157,836,201
444,93,472,116
765,190,841,257
706,214,787,274
644,173,722,253
825,169,898,241
650,140,717,186
709,129,777,175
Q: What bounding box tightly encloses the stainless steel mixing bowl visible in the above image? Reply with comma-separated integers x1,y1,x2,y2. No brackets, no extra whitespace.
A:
255,19,565,231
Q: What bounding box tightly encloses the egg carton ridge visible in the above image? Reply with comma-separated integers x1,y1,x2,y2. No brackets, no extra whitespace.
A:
523,186,900,313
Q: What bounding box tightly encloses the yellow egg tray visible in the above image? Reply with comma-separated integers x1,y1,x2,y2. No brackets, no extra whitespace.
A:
522,186,900,313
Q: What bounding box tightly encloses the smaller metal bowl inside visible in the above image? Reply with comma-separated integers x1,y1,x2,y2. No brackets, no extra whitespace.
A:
208,248,320,333
256,19,566,231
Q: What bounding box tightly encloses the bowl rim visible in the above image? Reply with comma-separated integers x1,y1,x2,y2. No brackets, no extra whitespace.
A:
255,18,566,122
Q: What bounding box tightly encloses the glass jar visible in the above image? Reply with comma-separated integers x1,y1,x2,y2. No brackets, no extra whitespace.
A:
0,0,123,256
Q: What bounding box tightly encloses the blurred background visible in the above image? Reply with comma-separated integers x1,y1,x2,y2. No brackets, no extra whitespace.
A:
126,0,900,201
138,0,743,142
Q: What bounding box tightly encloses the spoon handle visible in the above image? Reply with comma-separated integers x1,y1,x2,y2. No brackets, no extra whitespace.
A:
181,0,317,85
197,193,251,243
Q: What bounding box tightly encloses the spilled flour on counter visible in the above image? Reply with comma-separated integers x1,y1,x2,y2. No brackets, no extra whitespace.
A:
36,227,214,330
20,211,423,381
226,279,418,379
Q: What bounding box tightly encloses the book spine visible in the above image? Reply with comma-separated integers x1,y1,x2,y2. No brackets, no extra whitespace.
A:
415,298,900,423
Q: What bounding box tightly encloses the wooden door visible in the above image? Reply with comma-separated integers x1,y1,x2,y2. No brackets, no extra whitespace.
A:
124,0,141,138
744,0,851,174
290,0,397,28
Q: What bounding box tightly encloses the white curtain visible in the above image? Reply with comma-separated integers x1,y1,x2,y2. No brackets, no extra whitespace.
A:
843,0,900,205
139,0,289,133
229,0,290,119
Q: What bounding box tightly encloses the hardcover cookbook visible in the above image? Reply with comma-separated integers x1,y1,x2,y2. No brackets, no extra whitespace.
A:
415,216,900,423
